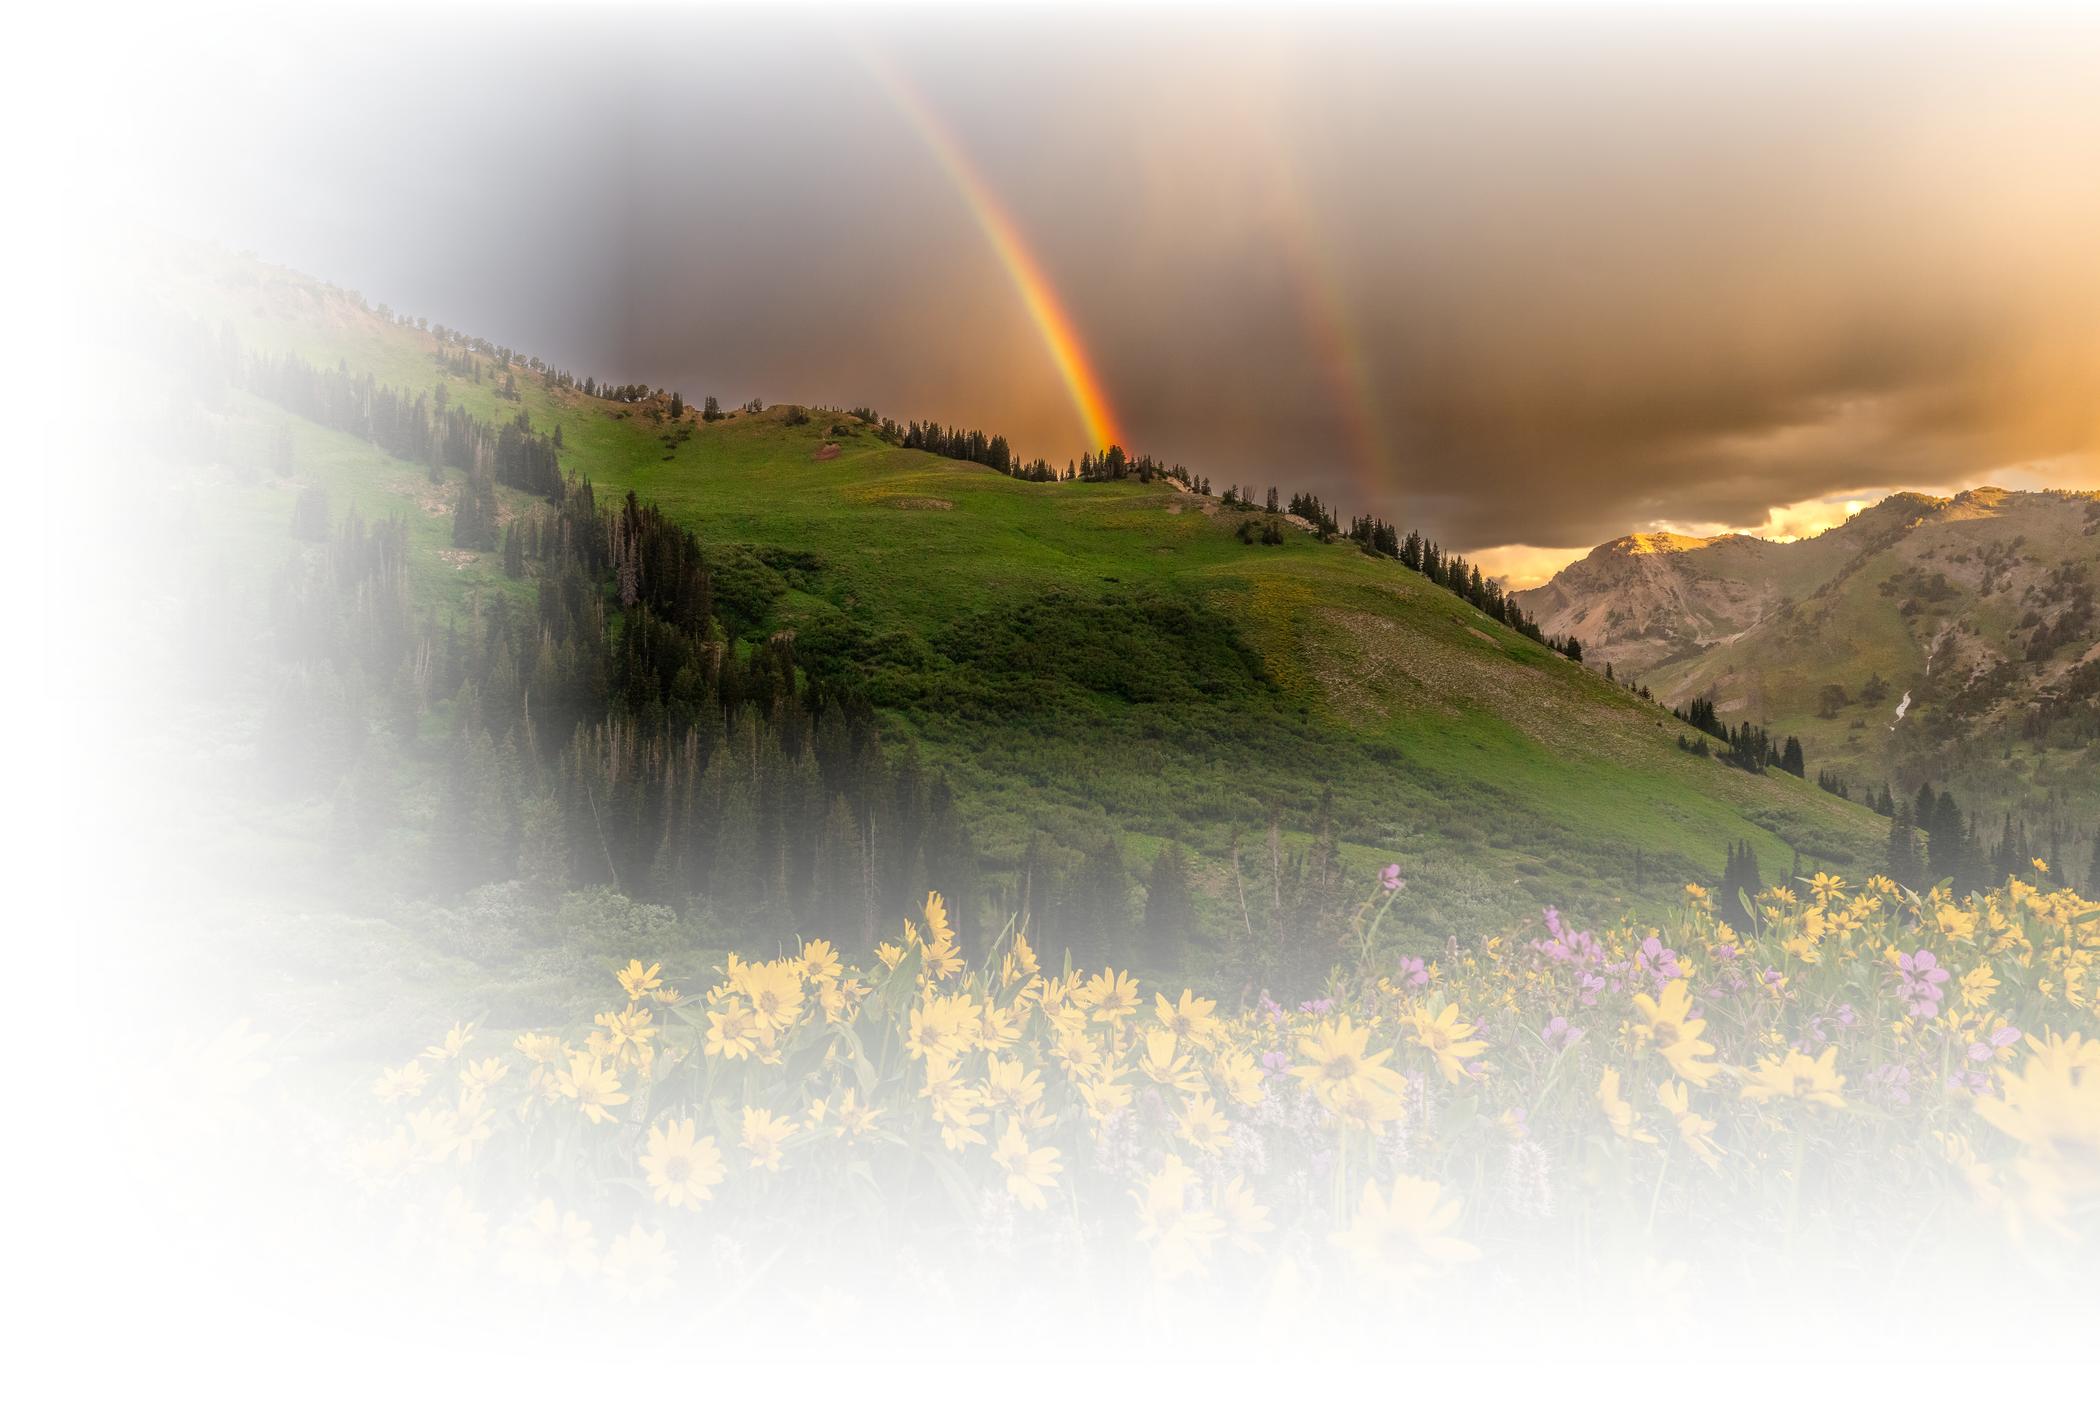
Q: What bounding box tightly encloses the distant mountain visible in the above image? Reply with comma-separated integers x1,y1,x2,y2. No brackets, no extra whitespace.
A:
1517,489,2100,849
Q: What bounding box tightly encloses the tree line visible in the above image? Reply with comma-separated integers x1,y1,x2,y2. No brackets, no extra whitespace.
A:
277,475,992,947
249,352,566,506
374,299,1598,682
1883,780,2100,897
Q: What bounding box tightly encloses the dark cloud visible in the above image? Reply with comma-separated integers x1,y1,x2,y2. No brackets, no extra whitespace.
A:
98,4,2100,553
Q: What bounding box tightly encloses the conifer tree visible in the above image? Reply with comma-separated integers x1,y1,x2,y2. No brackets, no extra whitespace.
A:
1142,844,1196,974
1076,837,1132,967
1720,839,1763,915
1885,805,1921,890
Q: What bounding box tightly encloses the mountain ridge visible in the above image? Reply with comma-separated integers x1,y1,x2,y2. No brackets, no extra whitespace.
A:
1515,486,2100,854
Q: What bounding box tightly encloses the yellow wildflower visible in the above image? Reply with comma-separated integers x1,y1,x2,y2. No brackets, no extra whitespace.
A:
921,1056,988,1150
920,893,964,979
798,939,841,982
991,1120,1061,1210
423,1022,474,1062
1972,1032,2100,1225
981,1055,1045,1115
1328,1176,1479,1288
740,1106,795,1171
1657,1080,1721,1167
459,1057,509,1094
905,992,980,1062
1084,968,1142,1022
1598,1067,1657,1143
639,1118,725,1209
1937,905,1980,943
1077,1070,1133,1123
733,958,805,1032
1140,1029,1207,1094
704,1001,763,1061
1155,989,1222,1044
1290,1015,1408,1123
373,1060,429,1103
1629,980,1720,1086
999,928,1040,986
1176,1094,1233,1153
1214,1048,1265,1107
555,1053,628,1124
590,1003,657,1071
1961,963,2000,1010
832,1088,883,1138
1739,1046,1847,1109
1132,1155,1223,1278
1409,1003,1488,1084
615,960,662,1001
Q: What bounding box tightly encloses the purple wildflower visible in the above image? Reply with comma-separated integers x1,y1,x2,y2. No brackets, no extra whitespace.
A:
1895,949,1951,1018
1966,1025,2021,1063
1868,1062,1914,1106
1947,1067,1992,1095
1635,935,1684,985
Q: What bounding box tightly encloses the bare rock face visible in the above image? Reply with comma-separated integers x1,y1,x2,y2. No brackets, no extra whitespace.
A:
1516,488,2100,816
1517,532,1793,675
1513,490,2082,682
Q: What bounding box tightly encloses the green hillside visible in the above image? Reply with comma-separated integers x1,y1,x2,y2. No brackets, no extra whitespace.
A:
130,240,1885,977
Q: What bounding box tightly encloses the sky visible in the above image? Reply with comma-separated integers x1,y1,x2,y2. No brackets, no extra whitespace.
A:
85,2,2100,585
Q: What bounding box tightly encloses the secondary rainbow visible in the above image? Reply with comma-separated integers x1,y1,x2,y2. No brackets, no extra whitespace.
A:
863,54,1124,454
1251,122,1395,503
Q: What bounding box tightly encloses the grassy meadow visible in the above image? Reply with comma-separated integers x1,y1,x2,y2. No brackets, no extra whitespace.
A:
144,245,1885,959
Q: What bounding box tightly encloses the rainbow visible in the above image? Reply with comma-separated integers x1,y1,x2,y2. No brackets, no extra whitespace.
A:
863,54,1124,454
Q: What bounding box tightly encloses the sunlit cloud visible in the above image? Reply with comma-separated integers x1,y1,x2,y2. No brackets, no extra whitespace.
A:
89,4,2100,556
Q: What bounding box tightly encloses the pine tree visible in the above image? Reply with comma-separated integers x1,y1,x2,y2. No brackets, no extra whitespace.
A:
290,485,330,541
1142,844,1196,974
1886,806,1920,890
1076,836,1132,968
1928,788,1970,891
1720,839,1763,916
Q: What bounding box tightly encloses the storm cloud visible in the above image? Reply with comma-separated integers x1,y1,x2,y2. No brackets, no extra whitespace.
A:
94,4,2100,575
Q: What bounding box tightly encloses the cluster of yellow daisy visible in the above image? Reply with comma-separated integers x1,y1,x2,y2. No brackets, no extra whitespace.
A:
344,863,2100,1305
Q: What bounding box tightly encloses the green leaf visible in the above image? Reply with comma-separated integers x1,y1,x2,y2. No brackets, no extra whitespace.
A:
833,1021,880,1094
